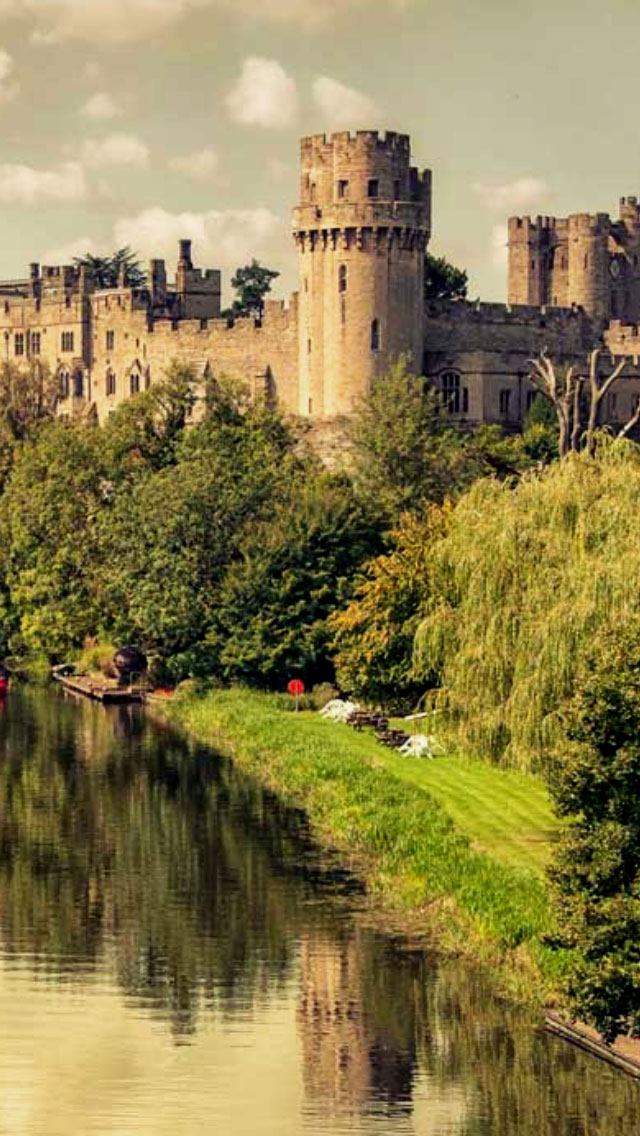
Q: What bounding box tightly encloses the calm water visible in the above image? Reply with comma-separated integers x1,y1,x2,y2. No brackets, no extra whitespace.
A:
0,689,638,1135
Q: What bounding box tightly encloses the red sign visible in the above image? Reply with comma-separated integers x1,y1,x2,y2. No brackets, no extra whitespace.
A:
287,679,305,697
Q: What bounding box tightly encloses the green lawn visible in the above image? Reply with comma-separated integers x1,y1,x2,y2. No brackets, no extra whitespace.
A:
301,712,556,875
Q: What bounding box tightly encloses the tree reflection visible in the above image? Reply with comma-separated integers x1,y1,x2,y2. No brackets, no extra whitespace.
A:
0,689,639,1131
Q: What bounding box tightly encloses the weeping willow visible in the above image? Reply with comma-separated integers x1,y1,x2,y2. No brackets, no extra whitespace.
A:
414,441,640,771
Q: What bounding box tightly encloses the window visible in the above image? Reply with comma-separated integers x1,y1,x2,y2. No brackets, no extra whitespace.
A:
106,330,115,351
462,387,469,414
339,264,348,293
609,392,618,416
61,330,74,353
441,370,462,413
337,179,349,199
307,338,312,354
73,371,83,398
106,370,116,397
499,389,511,416
59,371,70,399
526,389,538,411
31,332,41,356
531,259,536,270
14,333,24,357
308,398,313,414
310,182,317,203
394,179,401,200
130,372,140,395
371,318,380,352
368,179,379,199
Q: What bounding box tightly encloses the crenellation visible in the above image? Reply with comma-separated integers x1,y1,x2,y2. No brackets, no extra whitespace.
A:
4,126,640,435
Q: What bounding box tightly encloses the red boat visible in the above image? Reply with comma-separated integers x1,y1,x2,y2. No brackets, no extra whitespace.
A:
0,666,8,696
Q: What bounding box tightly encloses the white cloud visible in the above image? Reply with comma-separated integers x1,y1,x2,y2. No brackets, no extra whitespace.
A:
81,133,150,169
473,177,550,213
0,0,414,42
225,57,297,129
169,146,220,182
0,48,18,103
0,160,87,205
491,224,509,268
42,235,100,264
81,91,121,120
312,76,378,129
112,205,286,275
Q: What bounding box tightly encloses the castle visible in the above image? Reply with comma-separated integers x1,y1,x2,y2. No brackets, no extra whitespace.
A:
2,129,640,428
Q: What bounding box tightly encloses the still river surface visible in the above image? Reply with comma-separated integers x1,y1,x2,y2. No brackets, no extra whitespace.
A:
0,687,639,1135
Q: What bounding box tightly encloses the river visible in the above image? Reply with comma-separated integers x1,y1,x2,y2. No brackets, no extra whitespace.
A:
0,687,638,1135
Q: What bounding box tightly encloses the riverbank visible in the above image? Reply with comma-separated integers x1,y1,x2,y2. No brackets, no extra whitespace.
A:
163,687,566,1007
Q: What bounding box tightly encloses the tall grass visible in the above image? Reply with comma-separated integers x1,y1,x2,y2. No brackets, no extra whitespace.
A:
167,688,561,1001
415,443,640,771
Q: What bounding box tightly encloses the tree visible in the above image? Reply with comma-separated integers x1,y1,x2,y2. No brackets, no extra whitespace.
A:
226,259,280,320
329,510,447,712
528,348,637,458
100,362,197,481
547,620,640,1041
73,247,146,289
208,476,383,689
424,254,468,302
0,360,59,489
347,357,532,522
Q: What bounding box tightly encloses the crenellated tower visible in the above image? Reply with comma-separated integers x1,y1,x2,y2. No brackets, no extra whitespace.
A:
292,131,431,418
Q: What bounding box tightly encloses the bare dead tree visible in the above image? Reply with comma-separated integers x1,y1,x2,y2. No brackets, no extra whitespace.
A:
584,349,626,456
529,349,638,457
528,350,579,458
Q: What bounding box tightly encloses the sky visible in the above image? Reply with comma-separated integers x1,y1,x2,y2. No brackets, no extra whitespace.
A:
0,0,638,302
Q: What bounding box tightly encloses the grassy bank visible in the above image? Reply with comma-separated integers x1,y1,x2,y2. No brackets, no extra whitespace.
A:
164,687,565,1005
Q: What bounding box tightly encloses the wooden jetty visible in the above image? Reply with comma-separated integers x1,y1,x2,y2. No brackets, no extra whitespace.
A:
546,1012,640,1079
52,670,147,704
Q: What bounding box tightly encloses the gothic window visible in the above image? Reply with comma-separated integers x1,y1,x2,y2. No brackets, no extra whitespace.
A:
106,330,115,351
14,333,24,357
339,264,348,293
106,370,116,397
130,372,140,395
368,179,379,199
73,371,84,398
31,332,41,356
441,370,462,413
337,179,349,200
61,330,74,353
59,371,70,399
371,319,380,352
310,182,317,203
499,389,511,416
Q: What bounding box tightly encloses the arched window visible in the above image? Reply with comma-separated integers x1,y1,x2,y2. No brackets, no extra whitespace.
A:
73,371,84,398
106,370,116,397
371,318,380,352
441,370,462,413
130,372,140,395
59,371,70,399
339,264,347,293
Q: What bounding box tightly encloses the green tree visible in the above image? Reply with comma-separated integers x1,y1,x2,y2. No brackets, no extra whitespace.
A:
0,360,59,490
209,475,383,689
547,621,640,1041
99,362,197,481
226,259,280,320
329,509,447,711
1,422,105,659
73,247,146,289
424,254,468,302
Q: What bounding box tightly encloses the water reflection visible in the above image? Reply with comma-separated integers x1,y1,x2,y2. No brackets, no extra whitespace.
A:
0,688,637,1135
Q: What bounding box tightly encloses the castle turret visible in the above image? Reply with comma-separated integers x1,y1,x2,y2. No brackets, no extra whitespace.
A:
293,131,431,418
567,213,611,325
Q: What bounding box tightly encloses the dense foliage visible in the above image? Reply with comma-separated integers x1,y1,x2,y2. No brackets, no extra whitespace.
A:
225,259,280,320
424,254,468,302
547,622,640,1040
73,247,146,289
414,443,640,770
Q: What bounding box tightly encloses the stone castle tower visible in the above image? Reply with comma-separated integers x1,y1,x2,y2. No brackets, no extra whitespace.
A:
292,131,431,417
508,197,640,326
